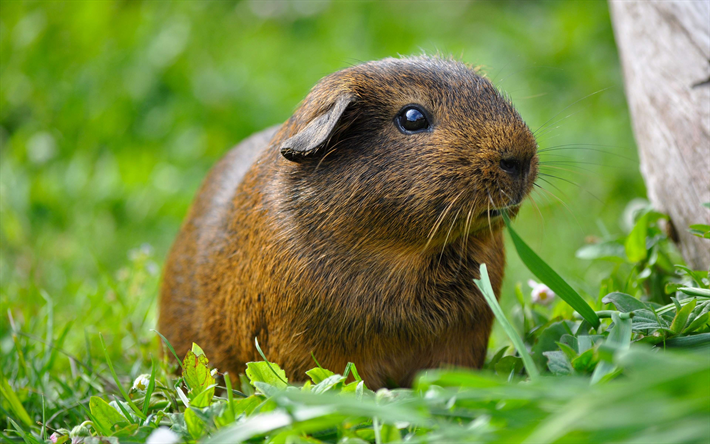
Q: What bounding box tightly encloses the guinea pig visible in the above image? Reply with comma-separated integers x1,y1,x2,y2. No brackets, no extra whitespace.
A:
159,56,538,389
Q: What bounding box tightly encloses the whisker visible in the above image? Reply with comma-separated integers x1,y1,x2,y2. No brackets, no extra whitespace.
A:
438,208,462,268
527,192,545,237
538,161,630,173
537,152,578,159
466,202,478,241
539,159,616,166
531,185,563,233
534,109,585,140
426,206,453,250
498,64,565,87
532,185,555,208
538,145,636,162
516,92,549,100
537,175,573,200
424,191,464,251
539,142,627,151
499,189,514,207
427,200,455,242
497,66,527,85
536,132,565,144
490,61,513,86
457,203,475,273
538,173,603,204
534,126,563,143
533,87,611,135
499,188,545,237
538,164,597,179
486,192,495,239
534,181,584,234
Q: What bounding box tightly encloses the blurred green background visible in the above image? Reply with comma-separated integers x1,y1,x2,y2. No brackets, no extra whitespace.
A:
1,1,644,361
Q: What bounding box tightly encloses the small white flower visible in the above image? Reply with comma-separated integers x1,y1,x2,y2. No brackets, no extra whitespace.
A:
132,374,151,391
528,279,556,305
146,427,180,444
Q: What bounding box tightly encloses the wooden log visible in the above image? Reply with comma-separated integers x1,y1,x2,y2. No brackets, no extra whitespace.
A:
609,0,710,269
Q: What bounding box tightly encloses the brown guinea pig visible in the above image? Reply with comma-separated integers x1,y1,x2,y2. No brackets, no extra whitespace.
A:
158,56,538,389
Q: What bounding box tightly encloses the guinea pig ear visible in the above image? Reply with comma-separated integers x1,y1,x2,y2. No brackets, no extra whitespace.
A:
280,94,353,162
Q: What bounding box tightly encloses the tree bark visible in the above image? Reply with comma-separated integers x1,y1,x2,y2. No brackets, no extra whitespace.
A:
609,0,710,270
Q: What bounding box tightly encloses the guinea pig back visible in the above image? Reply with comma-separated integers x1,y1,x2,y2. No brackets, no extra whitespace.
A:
159,56,538,389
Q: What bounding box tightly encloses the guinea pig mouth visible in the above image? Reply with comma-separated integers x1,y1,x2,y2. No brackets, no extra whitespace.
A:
483,204,519,219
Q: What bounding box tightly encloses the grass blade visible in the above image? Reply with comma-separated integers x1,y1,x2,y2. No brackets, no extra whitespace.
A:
41,396,46,441
42,321,72,374
254,337,289,386
9,418,42,444
224,372,236,420
142,356,157,416
475,263,540,381
98,333,146,420
0,371,33,427
152,329,186,375
113,395,136,424
80,403,109,436
503,213,600,328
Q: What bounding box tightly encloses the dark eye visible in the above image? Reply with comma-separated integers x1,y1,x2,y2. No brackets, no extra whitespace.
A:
395,105,431,134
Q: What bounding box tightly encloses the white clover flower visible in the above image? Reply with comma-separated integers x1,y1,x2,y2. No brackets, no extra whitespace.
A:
528,279,556,305
146,427,180,444
132,373,151,391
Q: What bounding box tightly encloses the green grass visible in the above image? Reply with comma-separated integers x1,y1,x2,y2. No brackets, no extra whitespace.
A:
2,1,709,443
3,199,709,443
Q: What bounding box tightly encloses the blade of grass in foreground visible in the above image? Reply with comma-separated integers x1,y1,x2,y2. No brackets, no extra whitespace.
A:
99,333,146,420
142,356,157,416
0,372,33,427
475,263,540,381
503,213,600,328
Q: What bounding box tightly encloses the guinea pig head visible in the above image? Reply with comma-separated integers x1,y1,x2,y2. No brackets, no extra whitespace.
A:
275,57,538,253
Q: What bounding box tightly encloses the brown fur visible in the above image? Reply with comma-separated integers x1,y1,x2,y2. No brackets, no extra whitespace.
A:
158,56,538,389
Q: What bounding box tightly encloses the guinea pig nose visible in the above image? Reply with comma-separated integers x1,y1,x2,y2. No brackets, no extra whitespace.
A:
499,157,523,177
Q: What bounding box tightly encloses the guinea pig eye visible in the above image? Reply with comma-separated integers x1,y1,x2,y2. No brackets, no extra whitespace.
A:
395,105,431,134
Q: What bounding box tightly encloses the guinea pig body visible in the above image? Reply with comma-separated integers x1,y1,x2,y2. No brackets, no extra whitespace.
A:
159,56,538,388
